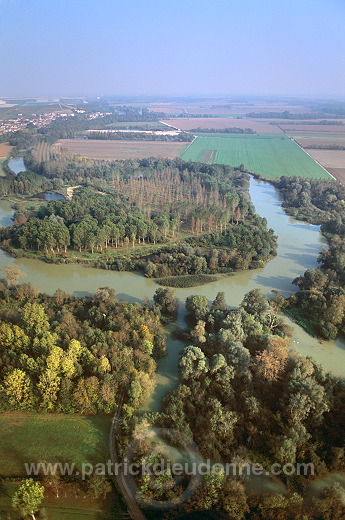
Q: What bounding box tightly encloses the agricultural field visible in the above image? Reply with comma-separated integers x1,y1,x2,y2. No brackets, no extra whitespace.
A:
296,139,345,147
54,138,188,160
0,412,110,476
148,101,310,116
282,123,345,135
162,117,283,134
281,124,345,183
0,142,12,175
304,148,345,181
181,135,330,180
104,120,169,129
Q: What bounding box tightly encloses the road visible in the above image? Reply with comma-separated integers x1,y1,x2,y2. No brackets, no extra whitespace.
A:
109,393,147,520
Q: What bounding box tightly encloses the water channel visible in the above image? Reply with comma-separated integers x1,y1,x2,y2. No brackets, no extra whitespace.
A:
0,178,344,414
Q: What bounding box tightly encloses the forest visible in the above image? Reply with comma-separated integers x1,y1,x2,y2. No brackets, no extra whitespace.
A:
1,159,277,280
124,289,345,519
86,131,193,141
188,127,255,134
0,271,169,414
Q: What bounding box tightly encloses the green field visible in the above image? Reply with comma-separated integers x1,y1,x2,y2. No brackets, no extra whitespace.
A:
0,413,127,518
0,412,111,476
181,135,331,179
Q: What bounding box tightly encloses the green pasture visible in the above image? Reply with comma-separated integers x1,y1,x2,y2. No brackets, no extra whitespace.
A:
181,135,331,179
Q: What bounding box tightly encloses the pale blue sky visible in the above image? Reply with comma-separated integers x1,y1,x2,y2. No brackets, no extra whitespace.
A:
0,0,344,98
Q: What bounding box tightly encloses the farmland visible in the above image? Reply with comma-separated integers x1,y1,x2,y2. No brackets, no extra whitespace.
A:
280,123,345,182
148,101,310,116
104,120,169,129
54,138,188,160
181,135,330,180
162,117,284,134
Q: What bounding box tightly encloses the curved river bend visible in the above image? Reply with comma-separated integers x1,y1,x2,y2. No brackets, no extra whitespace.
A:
0,178,344,412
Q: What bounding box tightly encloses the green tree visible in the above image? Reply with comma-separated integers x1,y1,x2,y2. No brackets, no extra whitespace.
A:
3,369,33,410
87,475,112,499
12,479,44,520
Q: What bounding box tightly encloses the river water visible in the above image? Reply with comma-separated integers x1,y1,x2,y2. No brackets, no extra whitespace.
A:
0,178,344,413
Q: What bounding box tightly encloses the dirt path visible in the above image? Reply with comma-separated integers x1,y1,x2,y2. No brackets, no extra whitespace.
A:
66,185,81,200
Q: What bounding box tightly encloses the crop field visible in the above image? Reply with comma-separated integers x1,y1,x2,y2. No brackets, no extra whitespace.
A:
181,136,331,180
162,117,283,134
148,102,310,116
104,120,168,129
283,124,345,135
305,149,345,169
296,139,345,147
54,138,188,160
325,168,345,184
0,412,110,476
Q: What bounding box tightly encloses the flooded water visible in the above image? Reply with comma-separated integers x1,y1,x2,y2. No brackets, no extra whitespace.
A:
0,177,344,413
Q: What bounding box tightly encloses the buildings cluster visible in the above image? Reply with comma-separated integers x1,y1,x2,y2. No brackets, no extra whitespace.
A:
0,111,75,135
0,109,114,135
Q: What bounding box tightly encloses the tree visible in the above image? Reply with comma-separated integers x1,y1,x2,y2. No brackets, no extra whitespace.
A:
3,369,33,410
12,479,44,520
179,346,209,381
87,475,112,499
251,337,289,381
211,291,227,311
21,302,50,337
240,289,269,319
153,287,178,320
1,264,26,287
220,479,249,520
185,295,209,321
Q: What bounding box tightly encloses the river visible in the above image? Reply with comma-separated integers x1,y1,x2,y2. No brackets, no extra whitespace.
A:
0,178,344,414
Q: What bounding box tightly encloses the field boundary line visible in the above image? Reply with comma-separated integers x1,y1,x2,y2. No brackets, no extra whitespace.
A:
292,138,336,180
159,120,179,130
180,134,198,157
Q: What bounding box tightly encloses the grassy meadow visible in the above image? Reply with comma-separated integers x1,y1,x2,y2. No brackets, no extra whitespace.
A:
0,412,111,477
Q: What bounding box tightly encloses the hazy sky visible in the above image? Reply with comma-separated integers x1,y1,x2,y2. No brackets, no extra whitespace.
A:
0,0,344,98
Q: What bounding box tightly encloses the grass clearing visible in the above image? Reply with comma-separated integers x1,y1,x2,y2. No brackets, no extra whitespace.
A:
0,412,111,477
180,135,330,180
